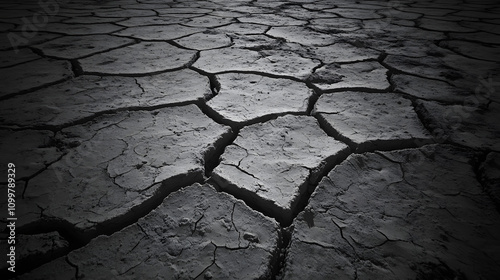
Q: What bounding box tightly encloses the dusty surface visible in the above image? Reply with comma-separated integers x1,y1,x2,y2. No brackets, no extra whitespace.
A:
0,0,499,279
283,145,500,280
314,92,433,152
212,115,349,224
18,184,281,280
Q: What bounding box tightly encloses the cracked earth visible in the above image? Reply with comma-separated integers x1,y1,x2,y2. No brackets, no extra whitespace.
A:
0,0,499,279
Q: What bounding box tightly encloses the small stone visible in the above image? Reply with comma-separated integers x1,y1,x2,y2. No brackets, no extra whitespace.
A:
243,232,259,243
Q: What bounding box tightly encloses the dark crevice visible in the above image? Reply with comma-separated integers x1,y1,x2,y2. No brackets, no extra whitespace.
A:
65,255,79,279
292,148,351,225
188,66,221,99
70,59,83,77
202,122,235,178
270,226,292,280
378,52,397,92
314,113,356,150
306,90,319,116
412,99,452,145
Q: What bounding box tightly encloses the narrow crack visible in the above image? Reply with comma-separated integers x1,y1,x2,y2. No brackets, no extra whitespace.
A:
193,242,217,280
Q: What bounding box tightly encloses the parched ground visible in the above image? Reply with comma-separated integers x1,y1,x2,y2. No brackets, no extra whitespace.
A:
0,0,499,279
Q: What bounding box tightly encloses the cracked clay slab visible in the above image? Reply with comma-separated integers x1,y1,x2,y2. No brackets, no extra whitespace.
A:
309,61,389,91
14,105,231,239
267,26,337,46
174,32,232,50
19,183,280,280
0,69,212,128
391,74,473,103
114,24,205,41
40,23,124,35
0,58,72,97
292,42,381,64
193,48,320,80
0,130,63,182
282,145,500,280
79,42,197,75
314,92,433,152
479,152,500,207
212,115,349,224
0,48,40,68
32,35,135,59
206,73,313,126
417,100,500,151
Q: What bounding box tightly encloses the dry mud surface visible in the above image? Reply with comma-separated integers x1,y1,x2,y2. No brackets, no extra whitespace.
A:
0,0,499,279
